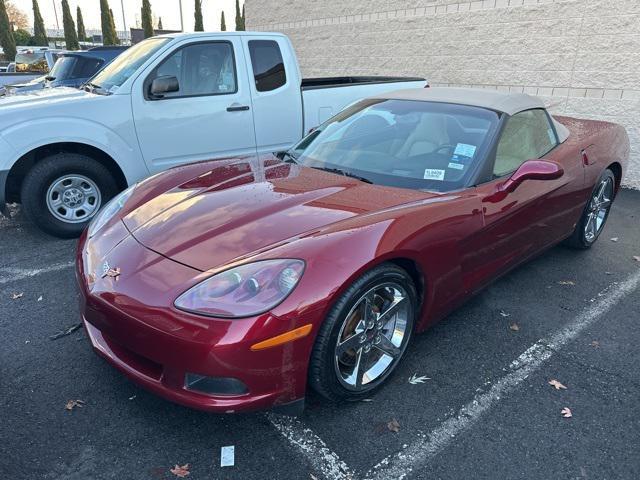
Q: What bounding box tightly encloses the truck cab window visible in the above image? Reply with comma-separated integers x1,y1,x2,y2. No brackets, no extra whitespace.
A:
248,40,286,92
152,42,237,98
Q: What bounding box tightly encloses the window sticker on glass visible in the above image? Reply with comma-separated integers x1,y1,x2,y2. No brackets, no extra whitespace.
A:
424,168,446,181
448,162,465,170
451,143,477,163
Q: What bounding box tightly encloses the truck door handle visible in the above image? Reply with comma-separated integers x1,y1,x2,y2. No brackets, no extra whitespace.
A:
227,104,250,112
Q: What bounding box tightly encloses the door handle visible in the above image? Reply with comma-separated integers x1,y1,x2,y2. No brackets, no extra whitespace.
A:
227,104,250,112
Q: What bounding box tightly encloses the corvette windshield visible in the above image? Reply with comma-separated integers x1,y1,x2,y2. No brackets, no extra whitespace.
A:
291,99,500,192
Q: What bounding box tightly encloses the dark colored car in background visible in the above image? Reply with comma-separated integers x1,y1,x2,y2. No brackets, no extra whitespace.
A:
1,46,128,96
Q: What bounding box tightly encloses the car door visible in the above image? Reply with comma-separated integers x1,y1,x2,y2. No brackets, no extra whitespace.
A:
131,37,257,173
461,108,575,293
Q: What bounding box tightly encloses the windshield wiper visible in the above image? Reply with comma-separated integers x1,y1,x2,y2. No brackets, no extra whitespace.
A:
279,151,298,164
83,82,110,95
312,166,373,184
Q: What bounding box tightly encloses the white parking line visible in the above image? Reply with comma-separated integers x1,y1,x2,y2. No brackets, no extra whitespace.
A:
266,413,356,480
366,269,640,480
0,261,75,285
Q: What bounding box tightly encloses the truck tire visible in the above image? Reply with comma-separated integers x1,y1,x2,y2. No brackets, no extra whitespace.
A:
21,153,119,238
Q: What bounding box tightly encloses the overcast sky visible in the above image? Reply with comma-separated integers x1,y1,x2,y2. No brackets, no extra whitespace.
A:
21,0,244,32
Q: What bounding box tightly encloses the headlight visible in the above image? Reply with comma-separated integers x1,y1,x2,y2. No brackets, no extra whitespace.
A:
87,184,136,237
174,259,305,318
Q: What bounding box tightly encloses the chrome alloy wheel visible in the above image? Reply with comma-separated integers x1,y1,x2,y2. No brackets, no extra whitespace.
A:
46,175,102,224
334,282,411,391
584,176,614,243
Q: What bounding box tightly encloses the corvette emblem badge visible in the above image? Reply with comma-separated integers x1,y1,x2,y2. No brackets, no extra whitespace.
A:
101,262,121,280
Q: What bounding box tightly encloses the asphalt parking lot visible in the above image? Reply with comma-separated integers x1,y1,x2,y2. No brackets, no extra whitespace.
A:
1,188,639,480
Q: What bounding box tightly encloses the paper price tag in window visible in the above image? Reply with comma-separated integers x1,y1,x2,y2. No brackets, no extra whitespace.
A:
424,169,445,181
454,143,477,158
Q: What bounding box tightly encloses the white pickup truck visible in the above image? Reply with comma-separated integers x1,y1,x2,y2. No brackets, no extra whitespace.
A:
0,32,426,237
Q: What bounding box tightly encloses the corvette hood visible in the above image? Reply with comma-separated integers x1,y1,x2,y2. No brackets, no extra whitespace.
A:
125,159,433,271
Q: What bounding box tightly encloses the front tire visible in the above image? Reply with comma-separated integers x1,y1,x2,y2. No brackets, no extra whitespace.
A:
564,169,615,249
309,263,418,402
21,153,118,238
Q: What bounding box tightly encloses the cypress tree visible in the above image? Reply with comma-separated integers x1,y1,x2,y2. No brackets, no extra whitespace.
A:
61,0,79,50
100,0,115,45
141,0,154,38
241,4,245,30
31,0,47,46
109,8,120,44
220,11,226,31
234,0,242,31
194,0,203,32
157,17,162,30
76,6,86,42
0,0,16,61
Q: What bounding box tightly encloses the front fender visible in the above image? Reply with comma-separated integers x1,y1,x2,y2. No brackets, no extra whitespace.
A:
0,117,148,186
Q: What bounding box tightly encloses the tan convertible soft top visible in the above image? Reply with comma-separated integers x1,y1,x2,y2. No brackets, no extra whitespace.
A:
373,87,569,142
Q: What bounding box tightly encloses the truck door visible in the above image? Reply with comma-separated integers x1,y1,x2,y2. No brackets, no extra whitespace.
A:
242,36,304,153
131,37,257,172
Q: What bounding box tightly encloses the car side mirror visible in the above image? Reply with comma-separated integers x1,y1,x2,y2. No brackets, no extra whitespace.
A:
501,159,564,194
149,75,179,99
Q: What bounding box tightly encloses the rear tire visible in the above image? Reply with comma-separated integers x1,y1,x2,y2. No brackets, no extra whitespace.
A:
308,263,418,402
564,169,615,249
21,153,118,238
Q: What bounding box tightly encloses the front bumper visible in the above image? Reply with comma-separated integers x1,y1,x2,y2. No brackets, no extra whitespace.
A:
76,223,316,414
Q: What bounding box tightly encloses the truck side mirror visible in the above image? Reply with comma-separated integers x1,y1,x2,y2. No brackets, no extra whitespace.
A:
149,75,179,99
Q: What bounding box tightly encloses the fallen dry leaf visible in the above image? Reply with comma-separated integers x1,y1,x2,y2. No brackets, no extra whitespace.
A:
65,399,85,411
50,323,82,341
11,292,23,300
408,373,431,384
610,237,618,242
548,379,567,390
499,310,511,317
590,340,600,348
561,407,572,418
387,418,400,433
170,464,190,478
557,280,575,286
509,323,520,332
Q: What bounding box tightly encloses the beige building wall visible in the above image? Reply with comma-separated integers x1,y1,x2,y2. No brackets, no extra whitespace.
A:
247,0,640,188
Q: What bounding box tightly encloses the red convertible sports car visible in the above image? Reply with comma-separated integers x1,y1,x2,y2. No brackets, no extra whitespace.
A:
77,88,629,414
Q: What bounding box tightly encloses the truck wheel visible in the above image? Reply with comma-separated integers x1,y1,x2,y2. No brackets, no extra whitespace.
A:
21,153,118,238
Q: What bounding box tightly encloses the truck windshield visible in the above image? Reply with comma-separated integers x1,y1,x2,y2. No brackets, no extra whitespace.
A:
90,38,169,91
290,99,500,192
15,53,48,73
